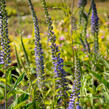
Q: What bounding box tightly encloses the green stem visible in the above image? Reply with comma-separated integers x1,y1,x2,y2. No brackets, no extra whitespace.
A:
52,77,55,109
27,68,33,96
83,18,90,53
94,32,99,55
32,86,36,109
4,68,7,109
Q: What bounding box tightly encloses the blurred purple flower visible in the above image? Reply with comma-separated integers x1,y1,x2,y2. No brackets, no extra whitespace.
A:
81,48,84,51
101,35,104,39
104,56,106,59
86,34,90,38
73,45,77,49
59,44,62,47
106,22,109,25
59,36,65,41
27,35,32,38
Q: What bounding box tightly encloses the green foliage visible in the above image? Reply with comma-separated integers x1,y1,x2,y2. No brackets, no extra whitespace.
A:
0,0,109,109
21,36,30,66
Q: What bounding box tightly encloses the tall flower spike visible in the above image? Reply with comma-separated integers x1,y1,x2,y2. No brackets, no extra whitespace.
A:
0,11,4,65
0,38,4,65
78,0,87,8
67,52,81,109
0,49,4,65
91,0,99,54
40,0,68,107
0,0,11,66
28,0,45,89
91,0,99,34
0,1,11,108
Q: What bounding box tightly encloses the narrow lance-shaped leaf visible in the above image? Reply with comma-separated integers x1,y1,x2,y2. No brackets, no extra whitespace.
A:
12,72,25,91
15,46,22,72
21,36,30,66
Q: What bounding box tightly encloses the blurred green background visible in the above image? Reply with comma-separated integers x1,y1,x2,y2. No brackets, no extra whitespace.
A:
6,0,109,36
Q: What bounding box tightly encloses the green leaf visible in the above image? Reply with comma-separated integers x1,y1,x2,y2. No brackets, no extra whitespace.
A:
7,73,25,99
7,88,29,100
102,58,109,69
24,101,41,109
15,46,22,72
89,70,109,89
104,91,109,104
21,36,30,66
8,93,29,109
6,66,15,84
12,72,25,90
0,78,5,83
24,102,33,109
14,101,27,109
0,64,3,70
0,87,4,99
0,82,5,88
17,93,29,103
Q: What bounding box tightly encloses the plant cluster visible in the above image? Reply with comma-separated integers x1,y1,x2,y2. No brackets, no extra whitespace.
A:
0,0,109,109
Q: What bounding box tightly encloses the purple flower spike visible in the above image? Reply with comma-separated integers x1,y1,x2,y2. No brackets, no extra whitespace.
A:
41,0,68,106
0,49,4,64
67,52,81,109
91,0,99,54
76,105,81,109
67,102,75,109
0,0,11,66
91,1,99,34
28,0,45,88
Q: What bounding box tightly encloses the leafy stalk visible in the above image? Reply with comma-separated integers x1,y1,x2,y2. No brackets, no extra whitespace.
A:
0,1,11,108
40,0,68,108
78,0,93,53
91,0,99,54
4,68,7,109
